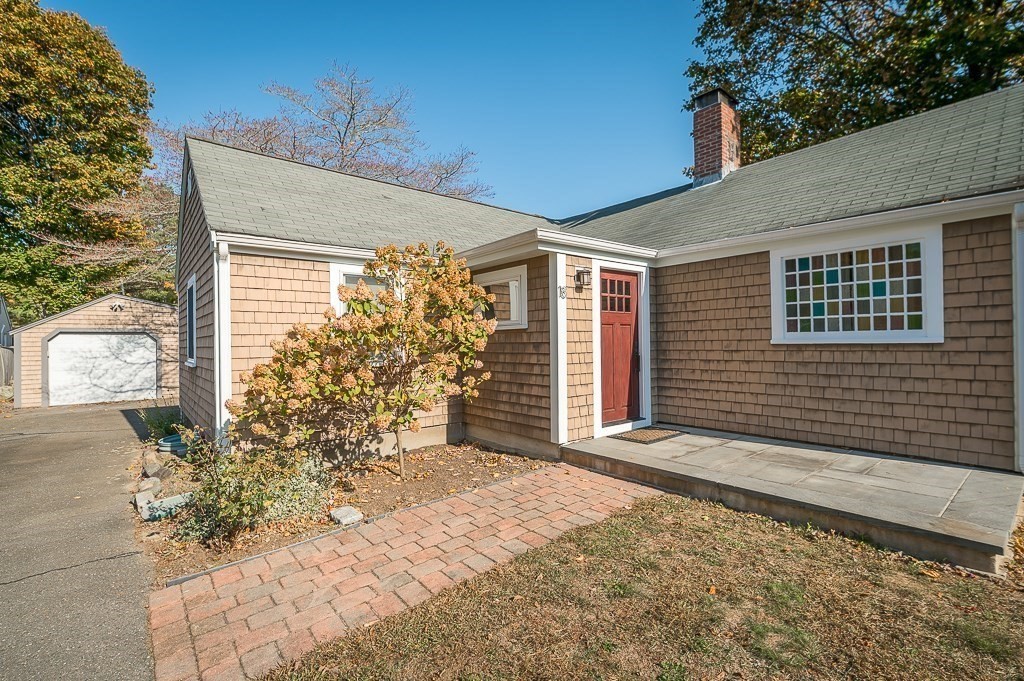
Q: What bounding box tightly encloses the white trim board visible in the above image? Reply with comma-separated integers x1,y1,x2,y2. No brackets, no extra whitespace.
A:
213,241,232,437
767,223,944,344
591,259,653,438
549,254,569,444
213,231,376,263
656,190,1024,268
460,228,657,271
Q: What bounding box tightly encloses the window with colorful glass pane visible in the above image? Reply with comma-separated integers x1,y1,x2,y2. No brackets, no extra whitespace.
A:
782,242,924,334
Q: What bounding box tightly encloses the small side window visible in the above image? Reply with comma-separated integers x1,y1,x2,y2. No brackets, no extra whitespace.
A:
330,263,388,315
185,274,197,367
474,265,528,330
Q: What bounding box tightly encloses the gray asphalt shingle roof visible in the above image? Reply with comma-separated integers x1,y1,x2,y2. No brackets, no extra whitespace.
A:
558,84,1024,249
185,138,555,251
187,85,1024,253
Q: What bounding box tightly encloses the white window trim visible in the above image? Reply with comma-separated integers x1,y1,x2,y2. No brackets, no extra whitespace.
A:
591,259,652,438
184,273,197,367
474,264,528,330
329,261,381,315
768,224,944,344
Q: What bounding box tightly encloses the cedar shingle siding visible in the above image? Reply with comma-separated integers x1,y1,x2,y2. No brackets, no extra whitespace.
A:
566,256,594,441
229,254,331,400
177,171,217,431
651,214,1015,470
229,253,458,432
466,256,551,443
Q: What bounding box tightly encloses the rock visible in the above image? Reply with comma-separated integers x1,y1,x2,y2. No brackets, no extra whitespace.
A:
138,477,162,495
142,453,163,477
329,506,363,526
134,491,156,519
151,466,174,480
138,492,193,522
142,453,173,480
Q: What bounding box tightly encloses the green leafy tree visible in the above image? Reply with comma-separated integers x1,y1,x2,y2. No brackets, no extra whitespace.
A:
228,242,495,480
0,0,154,323
686,0,1024,164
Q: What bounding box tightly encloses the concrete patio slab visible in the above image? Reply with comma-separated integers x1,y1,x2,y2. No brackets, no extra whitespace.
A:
562,425,1023,574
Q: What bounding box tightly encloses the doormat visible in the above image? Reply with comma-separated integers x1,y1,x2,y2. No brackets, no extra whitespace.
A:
611,427,684,445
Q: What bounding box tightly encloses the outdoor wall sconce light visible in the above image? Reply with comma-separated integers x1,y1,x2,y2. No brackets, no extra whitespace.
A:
574,267,592,288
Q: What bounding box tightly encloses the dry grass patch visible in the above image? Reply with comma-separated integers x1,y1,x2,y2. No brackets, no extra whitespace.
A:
269,494,1024,681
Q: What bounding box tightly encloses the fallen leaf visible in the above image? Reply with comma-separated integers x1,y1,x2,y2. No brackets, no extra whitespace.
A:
708,586,717,595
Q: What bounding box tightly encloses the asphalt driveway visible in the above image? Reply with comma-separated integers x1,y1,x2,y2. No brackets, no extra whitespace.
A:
0,402,163,681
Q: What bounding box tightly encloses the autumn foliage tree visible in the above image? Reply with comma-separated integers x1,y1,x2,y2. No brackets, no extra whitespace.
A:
228,242,495,480
0,0,154,322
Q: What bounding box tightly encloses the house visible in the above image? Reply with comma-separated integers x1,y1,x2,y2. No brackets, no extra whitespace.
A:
0,295,12,348
176,84,1024,473
11,294,178,408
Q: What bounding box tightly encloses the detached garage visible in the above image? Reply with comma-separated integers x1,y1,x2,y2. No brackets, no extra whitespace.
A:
12,295,178,408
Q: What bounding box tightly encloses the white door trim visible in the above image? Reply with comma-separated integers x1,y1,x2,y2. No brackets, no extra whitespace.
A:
591,259,652,438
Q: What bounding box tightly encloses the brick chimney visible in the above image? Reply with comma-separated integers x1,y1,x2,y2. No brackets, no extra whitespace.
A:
692,87,740,187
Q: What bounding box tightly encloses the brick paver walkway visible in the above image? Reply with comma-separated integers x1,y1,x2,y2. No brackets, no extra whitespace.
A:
149,463,658,680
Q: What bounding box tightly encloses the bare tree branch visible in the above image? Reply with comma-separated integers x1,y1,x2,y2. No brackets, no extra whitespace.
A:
157,63,491,200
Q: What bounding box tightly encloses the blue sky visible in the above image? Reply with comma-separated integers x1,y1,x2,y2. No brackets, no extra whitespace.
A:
44,1,703,217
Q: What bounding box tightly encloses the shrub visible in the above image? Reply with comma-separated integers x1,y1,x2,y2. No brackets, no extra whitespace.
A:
173,426,331,545
137,404,181,440
263,455,334,524
228,241,495,479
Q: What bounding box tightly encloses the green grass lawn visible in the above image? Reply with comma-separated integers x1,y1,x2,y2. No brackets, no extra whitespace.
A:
268,494,1024,680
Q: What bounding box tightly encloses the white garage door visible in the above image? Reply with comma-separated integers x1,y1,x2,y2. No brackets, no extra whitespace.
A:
47,332,158,406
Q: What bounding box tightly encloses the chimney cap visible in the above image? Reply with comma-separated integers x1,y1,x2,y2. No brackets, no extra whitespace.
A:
693,87,738,110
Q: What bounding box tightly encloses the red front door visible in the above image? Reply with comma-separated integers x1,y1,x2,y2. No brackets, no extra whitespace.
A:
600,270,640,425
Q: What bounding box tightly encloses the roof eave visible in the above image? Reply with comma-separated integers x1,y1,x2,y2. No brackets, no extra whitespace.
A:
654,187,1024,267
459,228,658,269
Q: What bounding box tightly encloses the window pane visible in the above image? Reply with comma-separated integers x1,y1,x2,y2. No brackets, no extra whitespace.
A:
781,238,926,337
343,274,386,295
484,282,513,321
186,285,195,360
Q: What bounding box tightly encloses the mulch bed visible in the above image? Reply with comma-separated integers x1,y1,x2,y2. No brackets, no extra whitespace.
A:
612,426,683,444
134,441,549,585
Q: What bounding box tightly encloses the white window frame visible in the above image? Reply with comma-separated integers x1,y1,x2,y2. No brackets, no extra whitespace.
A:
474,264,528,330
769,224,944,344
330,262,385,315
184,273,197,367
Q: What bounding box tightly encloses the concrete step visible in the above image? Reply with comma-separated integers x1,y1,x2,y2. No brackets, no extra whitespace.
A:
562,441,1020,575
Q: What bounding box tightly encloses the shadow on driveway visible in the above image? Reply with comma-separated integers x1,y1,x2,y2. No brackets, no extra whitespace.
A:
0,400,174,681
